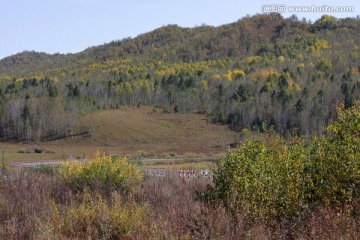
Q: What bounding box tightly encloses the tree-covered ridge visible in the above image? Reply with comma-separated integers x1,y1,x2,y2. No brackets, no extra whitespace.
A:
0,14,360,141
0,13,292,76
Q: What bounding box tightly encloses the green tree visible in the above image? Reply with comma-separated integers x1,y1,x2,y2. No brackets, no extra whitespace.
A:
312,15,338,31
309,101,360,207
295,99,304,113
316,57,332,74
47,84,58,98
237,84,249,102
206,136,310,223
21,105,30,121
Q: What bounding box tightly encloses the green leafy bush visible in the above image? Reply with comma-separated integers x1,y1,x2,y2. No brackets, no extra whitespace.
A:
34,147,45,153
205,101,360,224
59,152,143,193
309,101,360,207
208,136,311,223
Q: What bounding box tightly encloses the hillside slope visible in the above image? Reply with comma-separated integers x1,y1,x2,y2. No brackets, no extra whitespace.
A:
0,14,284,76
0,14,360,141
81,107,235,150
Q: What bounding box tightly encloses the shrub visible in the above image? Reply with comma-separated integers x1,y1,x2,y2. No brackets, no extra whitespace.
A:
128,150,154,161
18,148,32,153
309,101,360,207
204,101,360,225
34,147,44,153
207,136,311,223
59,152,143,194
39,190,148,239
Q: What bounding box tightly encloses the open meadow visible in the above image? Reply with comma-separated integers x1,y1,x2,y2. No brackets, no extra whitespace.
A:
1,106,235,165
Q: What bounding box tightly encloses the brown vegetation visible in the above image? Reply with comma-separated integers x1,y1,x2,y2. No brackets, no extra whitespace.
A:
0,170,359,239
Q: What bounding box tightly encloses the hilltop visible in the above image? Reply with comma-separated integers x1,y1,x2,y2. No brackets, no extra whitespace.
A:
0,14,283,76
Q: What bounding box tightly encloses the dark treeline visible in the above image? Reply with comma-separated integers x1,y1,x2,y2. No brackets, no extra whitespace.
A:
0,13,360,141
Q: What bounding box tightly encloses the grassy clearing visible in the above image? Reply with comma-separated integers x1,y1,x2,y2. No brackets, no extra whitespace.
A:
79,106,235,150
1,106,235,162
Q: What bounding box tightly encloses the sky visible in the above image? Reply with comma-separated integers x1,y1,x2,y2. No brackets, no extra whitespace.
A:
0,0,359,60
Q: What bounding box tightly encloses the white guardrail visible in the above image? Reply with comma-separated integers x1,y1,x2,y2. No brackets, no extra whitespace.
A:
8,159,214,178
9,160,63,168
144,168,212,178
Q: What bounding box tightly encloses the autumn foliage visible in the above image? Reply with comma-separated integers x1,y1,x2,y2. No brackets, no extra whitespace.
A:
205,101,360,226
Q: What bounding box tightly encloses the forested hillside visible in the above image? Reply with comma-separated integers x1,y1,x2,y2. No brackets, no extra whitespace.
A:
1,13,360,141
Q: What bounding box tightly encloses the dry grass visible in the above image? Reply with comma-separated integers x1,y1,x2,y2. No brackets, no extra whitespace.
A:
80,106,235,150
1,106,235,162
136,174,360,239
0,171,68,239
0,169,359,239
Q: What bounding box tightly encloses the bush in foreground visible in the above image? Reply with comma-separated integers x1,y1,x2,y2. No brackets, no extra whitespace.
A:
38,190,148,239
59,152,143,194
207,136,311,224
0,167,359,239
204,101,360,225
309,101,360,207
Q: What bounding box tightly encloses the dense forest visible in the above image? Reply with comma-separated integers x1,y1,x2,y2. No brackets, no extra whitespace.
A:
1,13,360,141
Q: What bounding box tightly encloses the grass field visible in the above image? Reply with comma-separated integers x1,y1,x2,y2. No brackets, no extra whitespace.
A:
1,106,236,163
140,160,216,170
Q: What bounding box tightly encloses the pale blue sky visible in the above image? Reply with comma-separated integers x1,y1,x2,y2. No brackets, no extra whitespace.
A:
0,0,359,60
